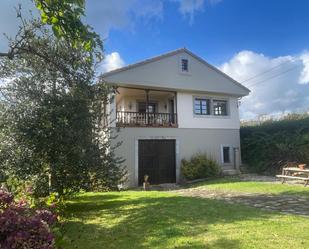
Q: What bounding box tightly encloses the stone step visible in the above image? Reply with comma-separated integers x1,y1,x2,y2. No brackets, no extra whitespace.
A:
222,168,240,175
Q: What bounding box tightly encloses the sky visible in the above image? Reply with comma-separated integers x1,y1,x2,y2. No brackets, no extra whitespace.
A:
1,0,309,120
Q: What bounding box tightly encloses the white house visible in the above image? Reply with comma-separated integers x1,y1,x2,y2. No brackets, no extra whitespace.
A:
102,48,250,187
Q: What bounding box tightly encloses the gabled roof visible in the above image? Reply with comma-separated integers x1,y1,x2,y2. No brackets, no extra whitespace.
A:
101,48,250,96
102,48,186,77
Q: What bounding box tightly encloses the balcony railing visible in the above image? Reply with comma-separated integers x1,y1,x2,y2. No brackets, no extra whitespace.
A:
116,111,178,127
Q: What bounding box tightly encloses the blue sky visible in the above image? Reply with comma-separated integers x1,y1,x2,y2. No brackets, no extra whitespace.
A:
1,0,309,120
85,0,309,65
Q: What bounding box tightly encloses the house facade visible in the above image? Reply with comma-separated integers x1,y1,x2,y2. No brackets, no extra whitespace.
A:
102,48,250,187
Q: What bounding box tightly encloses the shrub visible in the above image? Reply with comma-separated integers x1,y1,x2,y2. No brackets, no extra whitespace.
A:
241,116,309,174
0,188,58,249
181,153,221,180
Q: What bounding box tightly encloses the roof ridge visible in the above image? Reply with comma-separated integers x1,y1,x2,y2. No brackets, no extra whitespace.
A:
101,48,186,77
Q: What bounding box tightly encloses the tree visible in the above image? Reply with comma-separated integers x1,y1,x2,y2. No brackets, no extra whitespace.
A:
0,16,125,196
34,0,101,51
0,0,100,59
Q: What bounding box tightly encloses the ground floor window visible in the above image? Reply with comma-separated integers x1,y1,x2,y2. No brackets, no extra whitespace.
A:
222,146,231,163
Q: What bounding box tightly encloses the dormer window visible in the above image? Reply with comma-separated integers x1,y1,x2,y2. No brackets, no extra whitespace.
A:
181,59,189,72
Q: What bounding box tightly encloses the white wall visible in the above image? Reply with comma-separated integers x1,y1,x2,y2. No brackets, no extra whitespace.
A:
114,127,240,187
117,95,171,113
177,92,240,129
103,51,249,96
110,92,241,129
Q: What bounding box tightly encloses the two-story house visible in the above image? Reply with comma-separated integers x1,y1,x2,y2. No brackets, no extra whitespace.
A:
102,48,250,187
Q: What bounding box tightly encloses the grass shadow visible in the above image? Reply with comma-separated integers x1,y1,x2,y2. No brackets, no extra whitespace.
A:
59,191,293,249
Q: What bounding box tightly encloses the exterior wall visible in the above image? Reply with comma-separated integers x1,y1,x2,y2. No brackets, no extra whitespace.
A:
110,91,239,129
113,127,240,187
117,95,171,113
103,51,249,96
177,92,240,129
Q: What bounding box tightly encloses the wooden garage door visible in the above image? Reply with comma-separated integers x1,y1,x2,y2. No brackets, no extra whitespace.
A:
138,139,176,185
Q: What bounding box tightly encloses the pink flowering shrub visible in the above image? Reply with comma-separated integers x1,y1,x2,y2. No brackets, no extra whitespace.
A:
0,188,58,249
0,190,13,209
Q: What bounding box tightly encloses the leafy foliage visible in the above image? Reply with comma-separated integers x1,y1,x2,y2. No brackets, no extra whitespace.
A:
181,153,221,180
241,115,309,174
0,17,125,196
34,0,101,52
0,188,58,249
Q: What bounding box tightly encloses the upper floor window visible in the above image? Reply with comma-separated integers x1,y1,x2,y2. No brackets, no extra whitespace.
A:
213,99,228,116
181,59,189,72
193,97,229,116
194,98,210,115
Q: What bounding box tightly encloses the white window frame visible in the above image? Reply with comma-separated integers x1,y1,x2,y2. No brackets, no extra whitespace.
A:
179,56,191,75
213,99,228,116
192,96,230,118
193,97,211,115
181,58,189,72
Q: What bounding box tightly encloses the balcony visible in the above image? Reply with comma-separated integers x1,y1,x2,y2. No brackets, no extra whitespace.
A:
116,111,177,127
115,87,178,128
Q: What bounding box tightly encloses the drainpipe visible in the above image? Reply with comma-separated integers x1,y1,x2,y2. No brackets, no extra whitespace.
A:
233,147,240,173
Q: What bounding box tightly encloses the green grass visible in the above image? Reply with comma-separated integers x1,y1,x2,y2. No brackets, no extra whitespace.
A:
193,177,309,198
60,189,309,249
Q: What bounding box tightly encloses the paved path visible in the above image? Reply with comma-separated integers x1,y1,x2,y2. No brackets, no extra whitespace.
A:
173,188,309,216
146,175,309,216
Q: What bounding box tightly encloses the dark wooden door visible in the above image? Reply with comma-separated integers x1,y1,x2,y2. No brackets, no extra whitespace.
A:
138,139,176,185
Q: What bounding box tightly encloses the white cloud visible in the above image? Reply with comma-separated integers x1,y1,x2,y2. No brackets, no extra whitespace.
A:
171,0,204,24
85,0,219,34
85,0,163,38
299,51,309,84
178,0,204,24
0,1,164,50
100,52,125,73
0,0,217,50
171,0,222,24
220,50,309,120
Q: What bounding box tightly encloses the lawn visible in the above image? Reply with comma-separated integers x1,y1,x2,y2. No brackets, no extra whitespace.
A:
193,177,309,198
59,181,309,249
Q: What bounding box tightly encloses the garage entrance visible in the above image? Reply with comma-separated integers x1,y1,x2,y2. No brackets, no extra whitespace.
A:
138,139,176,185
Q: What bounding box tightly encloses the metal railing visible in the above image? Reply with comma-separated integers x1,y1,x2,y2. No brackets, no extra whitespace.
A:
116,111,177,127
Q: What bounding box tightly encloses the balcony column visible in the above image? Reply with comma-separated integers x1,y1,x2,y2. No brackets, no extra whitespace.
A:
174,91,178,125
145,89,149,125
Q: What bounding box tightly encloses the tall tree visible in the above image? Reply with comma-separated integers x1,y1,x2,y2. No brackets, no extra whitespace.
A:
0,16,125,196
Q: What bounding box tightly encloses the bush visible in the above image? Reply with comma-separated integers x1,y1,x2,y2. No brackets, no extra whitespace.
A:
181,153,221,180
241,116,309,174
0,188,58,249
